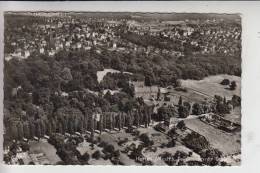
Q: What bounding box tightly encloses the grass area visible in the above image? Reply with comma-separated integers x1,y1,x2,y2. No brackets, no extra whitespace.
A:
136,127,202,165
169,88,209,104
96,68,132,83
181,74,241,100
142,143,202,165
184,118,241,155
224,106,241,124
97,69,121,83
101,127,202,165
99,132,142,165
29,140,61,164
167,75,241,105
77,140,113,165
136,127,170,147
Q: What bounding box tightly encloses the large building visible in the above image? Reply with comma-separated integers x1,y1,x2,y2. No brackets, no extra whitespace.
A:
130,81,159,100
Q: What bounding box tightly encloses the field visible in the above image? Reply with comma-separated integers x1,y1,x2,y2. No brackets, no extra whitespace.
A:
76,140,113,165
181,74,241,99
184,118,241,155
167,75,241,105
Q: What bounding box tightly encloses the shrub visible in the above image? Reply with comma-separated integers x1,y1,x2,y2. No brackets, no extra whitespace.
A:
103,144,115,154
92,150,101,160
220,79,230,85
183,132,210,152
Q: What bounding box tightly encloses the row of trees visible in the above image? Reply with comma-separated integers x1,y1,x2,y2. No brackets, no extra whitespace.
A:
5,103,154,141
156,94,240,123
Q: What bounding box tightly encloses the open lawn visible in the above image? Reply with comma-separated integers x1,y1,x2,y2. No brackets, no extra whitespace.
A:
167,75,240,104
181,74,241,100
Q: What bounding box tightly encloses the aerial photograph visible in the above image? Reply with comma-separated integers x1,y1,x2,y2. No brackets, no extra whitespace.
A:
3,11,241,166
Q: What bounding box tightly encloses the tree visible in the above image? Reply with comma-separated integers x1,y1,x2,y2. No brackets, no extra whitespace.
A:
145,76,152,86
160,152,175,166
81,152,90,162
118,113,122,131
17,122,24,140
20,142,30,152
183,132,210,152
192,103,203,115
139,133,154,147
230,81,237,90
90,114,95,143
103,144,115,154
60,67,73,82
144,107,149,128
183,102,191,112
109,113,113,131
178,105,189,118
216,102,230,114
136,110,140,127
23,122,30,139
167,139,176,148
220,79,230,85
178,96,183,106
200,148,223,166
231,95,241,108
175,79,182,88
99,113,103,134
92,150,101,160
176,120,186,130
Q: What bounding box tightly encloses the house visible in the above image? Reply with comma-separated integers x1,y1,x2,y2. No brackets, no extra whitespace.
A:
76,42,82,49
48,49,56,56
75,132,81,136
61,91,69,97
113,42,117,49
39,47,45,54
44,135,50,140
33,136,39,141
22,50,30,59
5,54,13,61
65,132,70,137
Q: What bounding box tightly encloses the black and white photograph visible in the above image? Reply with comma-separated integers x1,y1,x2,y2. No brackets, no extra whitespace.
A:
2,9,243,166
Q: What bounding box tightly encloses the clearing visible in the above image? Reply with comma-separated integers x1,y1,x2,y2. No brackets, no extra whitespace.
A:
96,68,133,83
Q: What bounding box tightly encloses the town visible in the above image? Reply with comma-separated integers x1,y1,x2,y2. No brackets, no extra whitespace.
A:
3,12,241,166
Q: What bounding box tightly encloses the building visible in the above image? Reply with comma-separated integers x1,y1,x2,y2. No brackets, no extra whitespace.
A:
131,81,159,100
